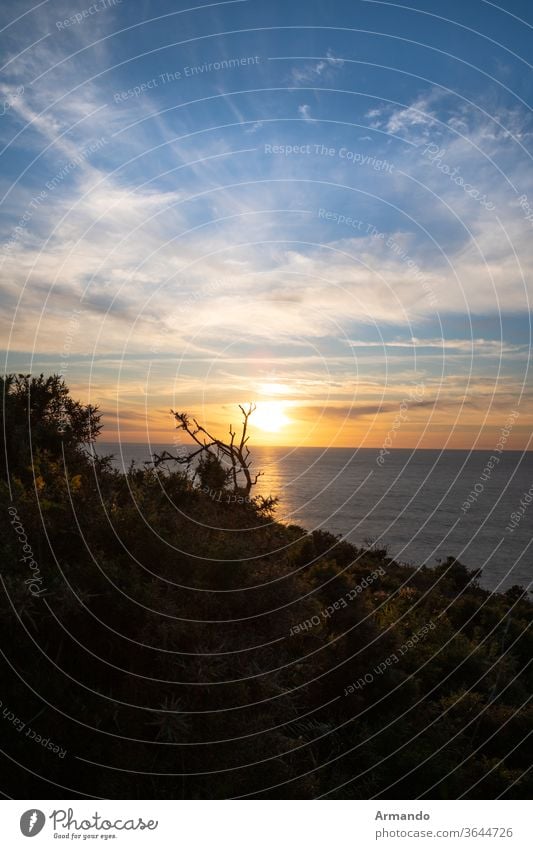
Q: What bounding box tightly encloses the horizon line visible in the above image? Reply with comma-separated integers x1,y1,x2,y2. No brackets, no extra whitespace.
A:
94,441,533,453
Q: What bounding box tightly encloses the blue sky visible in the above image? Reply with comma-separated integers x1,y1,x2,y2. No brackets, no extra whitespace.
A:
0,0,532,447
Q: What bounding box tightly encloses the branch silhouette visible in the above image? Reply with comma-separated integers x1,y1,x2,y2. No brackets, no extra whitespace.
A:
152,403,263,495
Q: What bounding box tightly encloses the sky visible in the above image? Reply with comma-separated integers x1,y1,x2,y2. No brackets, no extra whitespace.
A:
0,0,532,449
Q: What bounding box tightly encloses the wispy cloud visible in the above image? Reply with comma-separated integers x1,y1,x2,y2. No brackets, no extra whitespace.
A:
367,90,441,137
348,338,527,355
0,10,531,444
297,103,313,122
288,49,344,86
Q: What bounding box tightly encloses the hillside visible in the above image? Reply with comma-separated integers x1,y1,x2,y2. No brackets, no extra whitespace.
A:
1,375,531,799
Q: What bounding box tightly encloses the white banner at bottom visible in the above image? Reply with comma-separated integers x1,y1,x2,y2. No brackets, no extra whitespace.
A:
0,800,529,848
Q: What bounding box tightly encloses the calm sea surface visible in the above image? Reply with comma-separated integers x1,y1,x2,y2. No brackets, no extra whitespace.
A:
97,443,532,592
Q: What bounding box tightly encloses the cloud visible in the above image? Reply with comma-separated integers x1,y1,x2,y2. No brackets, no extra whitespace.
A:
298,399,440,421
289,49,344,85
348,338,527,355
366,90,442,138
245,121,263,134
298,103,313,122
0,18,531,444
386,94,440,135
298,103,313,121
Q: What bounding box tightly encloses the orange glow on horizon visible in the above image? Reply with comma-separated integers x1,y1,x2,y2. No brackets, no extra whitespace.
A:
80,380,533,451
101,402,532,451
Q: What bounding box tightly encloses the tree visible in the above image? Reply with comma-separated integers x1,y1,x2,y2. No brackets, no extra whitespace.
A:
153,403,262,495
1,373,102,479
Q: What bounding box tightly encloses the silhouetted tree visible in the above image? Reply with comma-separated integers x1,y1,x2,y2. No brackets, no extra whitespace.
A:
1,373,101,479
153,403,262,495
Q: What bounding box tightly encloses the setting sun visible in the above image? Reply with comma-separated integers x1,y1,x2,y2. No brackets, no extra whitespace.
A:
251,401,291,432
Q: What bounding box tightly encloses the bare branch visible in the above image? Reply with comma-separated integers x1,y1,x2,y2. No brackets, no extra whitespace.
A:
164,403,261,495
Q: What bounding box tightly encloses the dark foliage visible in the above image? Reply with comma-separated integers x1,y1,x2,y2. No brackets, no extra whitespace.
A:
0,375,531,799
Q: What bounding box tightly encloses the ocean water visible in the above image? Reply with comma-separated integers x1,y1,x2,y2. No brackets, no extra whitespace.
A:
96,443,532,592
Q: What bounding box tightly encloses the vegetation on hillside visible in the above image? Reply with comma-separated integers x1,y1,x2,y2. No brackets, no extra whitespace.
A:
1,375,531,799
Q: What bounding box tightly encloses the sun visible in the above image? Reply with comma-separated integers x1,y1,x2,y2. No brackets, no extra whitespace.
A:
252,401,291,433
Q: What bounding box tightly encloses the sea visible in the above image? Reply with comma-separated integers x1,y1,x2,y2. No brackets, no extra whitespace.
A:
96,443,532,593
